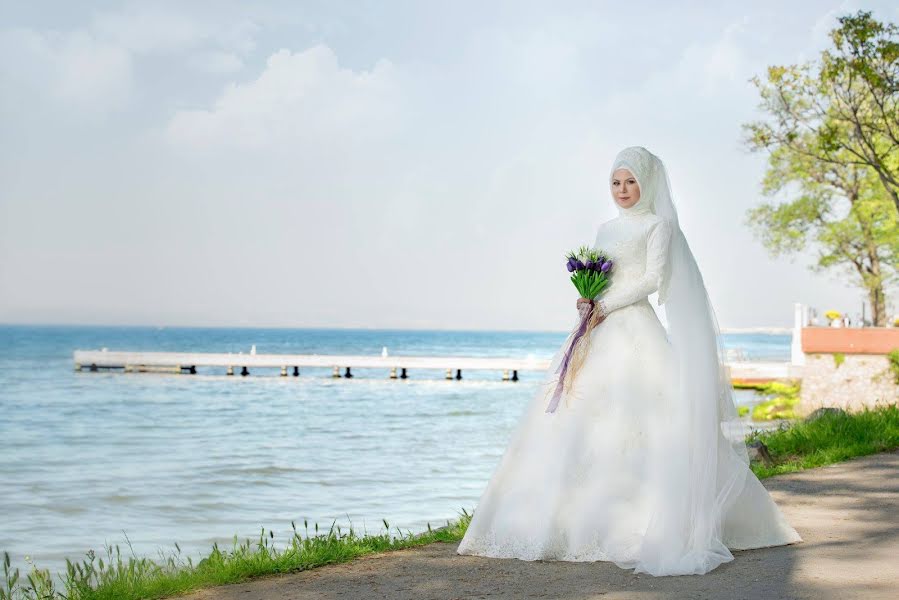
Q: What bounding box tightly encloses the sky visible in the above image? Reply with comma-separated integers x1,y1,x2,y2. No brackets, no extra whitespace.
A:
1,0,896,332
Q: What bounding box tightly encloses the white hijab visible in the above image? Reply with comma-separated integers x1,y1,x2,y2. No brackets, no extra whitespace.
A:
608,146,751,575
608,147,656,218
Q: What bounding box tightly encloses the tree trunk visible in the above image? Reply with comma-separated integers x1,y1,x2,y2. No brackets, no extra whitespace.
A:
840,212,893,326
868,284,887,326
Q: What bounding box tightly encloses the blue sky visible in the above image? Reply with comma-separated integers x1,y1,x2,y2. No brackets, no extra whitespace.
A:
1,0,896,331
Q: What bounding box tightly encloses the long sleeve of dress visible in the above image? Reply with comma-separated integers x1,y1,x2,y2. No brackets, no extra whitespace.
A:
596,219,672,315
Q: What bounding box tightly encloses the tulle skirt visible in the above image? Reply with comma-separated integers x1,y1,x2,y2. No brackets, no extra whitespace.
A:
456,298,801,575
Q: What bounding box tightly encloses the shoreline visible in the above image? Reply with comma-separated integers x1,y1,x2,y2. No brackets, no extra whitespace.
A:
179,449,899,600
3,405,897,600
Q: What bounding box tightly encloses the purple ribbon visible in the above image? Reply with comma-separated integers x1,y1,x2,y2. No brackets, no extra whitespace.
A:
546,303,593,413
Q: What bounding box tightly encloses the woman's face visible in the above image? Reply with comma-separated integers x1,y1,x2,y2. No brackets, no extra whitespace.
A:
610,168,641,208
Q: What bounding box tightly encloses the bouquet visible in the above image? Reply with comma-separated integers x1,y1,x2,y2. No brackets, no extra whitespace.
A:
546,245,614,413
566,244,613,300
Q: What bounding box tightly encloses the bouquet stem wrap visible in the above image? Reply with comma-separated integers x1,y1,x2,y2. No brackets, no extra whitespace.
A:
545,301,594,413
544,244,612,413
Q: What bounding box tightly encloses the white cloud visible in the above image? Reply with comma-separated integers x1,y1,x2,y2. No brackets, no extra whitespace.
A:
188,50,244,74
0,4,260,116
700,18,752,87
809,0,861,50
0,27,133,111
653,18,754,99
90,5,258,57
164,44,399,151
91,6,205,54
3,1,893,329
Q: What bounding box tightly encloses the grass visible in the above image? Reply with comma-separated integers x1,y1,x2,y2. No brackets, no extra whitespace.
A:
731,380,798,420
889,349,899,384
749,380,801,421
748,403,899,479
3,404,898,600
2,518,469,600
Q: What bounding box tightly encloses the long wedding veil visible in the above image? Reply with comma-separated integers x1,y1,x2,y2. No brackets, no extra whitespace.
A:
615,147,751,575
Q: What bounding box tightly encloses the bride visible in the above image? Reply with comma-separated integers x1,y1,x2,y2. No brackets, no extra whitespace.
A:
456,146,802,576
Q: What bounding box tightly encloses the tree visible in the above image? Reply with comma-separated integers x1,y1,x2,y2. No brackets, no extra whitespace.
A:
743,137,897,325
743,10,899,326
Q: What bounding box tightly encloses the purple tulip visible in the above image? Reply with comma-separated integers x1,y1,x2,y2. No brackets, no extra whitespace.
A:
566,261,575,272
575,259,585,270
600,261,612,272
585,259,595,270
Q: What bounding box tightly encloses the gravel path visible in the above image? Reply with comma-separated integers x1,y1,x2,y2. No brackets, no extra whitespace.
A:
179,450,899,600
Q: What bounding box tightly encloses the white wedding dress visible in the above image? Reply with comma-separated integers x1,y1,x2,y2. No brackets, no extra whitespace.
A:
457,148,801,576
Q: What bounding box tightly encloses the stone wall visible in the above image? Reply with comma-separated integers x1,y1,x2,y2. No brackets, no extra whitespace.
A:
799,353,898,414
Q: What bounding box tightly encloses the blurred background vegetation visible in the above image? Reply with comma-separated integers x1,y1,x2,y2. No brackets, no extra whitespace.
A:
742,10,898,326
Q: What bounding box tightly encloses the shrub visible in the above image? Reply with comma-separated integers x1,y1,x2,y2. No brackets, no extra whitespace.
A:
751,380,801,421
888,349,899,385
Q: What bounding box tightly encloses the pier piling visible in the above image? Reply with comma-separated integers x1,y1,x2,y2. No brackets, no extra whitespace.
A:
73,349,801,384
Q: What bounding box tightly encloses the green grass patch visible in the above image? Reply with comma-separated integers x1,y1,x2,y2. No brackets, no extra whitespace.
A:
750,380,801,421
4,405,898,600
888,349,899,384
748,403,899,479
2,517,469,600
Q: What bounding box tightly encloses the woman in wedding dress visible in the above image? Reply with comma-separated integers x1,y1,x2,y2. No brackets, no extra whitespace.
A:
456,146,801,576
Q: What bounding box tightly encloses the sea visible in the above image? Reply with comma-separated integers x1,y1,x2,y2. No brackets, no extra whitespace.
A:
0,324,792,578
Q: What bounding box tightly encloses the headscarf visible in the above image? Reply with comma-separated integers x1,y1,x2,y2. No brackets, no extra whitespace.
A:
609,146,657,218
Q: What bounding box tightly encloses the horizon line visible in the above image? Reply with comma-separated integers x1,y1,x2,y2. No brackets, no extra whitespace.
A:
0,321,794,335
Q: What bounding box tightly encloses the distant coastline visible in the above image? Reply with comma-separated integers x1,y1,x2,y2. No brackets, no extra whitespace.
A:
721,327,792,334
2,322,795,335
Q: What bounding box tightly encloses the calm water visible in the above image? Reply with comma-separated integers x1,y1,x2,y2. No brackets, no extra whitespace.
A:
0,325,791,576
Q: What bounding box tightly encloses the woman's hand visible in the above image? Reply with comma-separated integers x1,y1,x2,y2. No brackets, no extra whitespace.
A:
577,297,608,328
576,297,593,320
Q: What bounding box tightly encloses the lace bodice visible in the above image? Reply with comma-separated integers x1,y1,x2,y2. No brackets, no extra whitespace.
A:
592,213,672,315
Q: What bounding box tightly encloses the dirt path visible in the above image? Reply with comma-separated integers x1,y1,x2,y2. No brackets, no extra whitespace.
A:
180,450,899,599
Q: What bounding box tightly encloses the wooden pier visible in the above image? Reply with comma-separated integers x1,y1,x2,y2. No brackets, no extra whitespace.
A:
72,350,802,383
